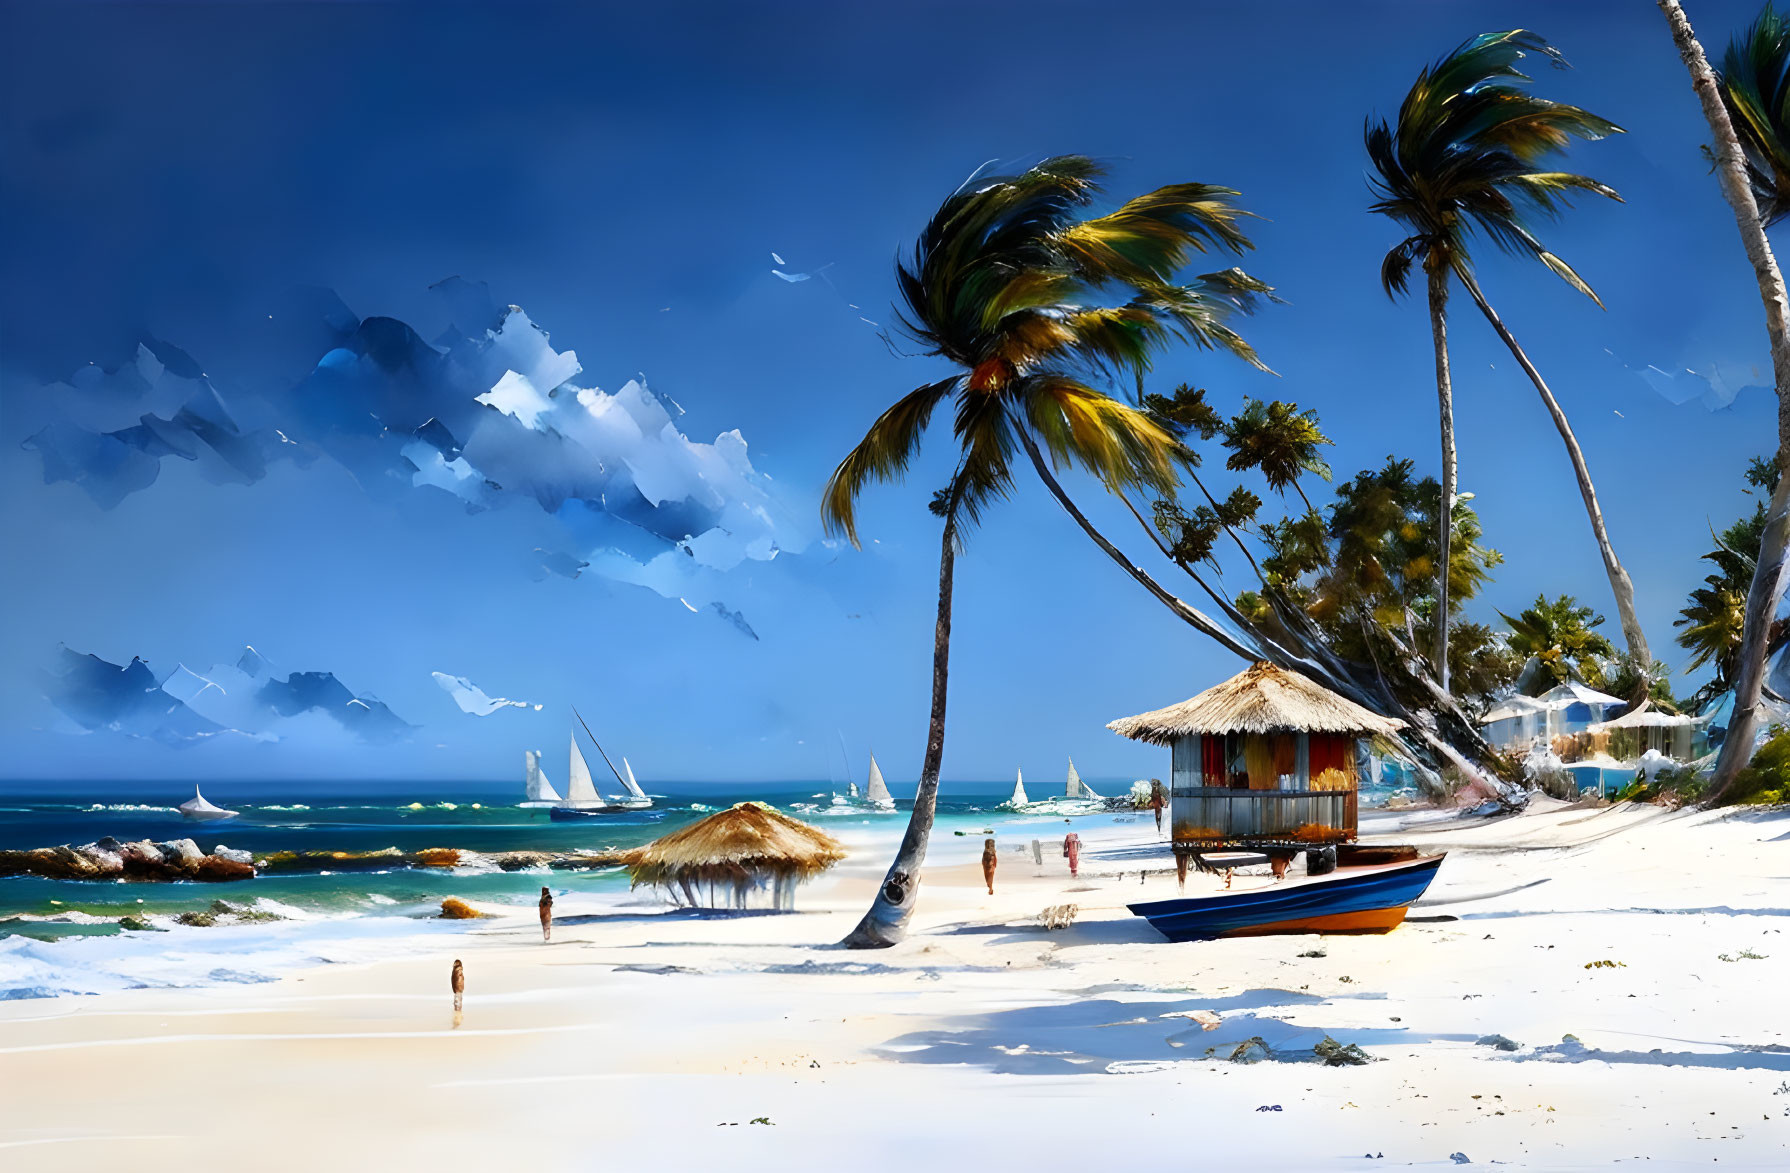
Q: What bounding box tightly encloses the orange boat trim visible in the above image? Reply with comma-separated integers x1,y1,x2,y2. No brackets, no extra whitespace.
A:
1215,905,1411,938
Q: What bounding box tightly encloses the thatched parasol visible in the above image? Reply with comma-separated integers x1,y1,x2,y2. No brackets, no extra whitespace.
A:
1107,661,1404,745
619,802,846,910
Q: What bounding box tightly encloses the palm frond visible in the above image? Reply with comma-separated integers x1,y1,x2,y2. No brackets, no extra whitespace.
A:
1717,2,1790,226
1052,183,1255,287
1366,27,1621,288
1017,375,1180,497
821,377,958,546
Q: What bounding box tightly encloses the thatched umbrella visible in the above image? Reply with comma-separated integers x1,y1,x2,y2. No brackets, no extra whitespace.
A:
620,802,846,911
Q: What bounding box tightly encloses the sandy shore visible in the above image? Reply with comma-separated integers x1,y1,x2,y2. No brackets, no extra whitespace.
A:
1,800,1786,1169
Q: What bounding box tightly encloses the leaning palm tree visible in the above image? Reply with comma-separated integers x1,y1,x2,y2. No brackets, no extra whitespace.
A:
822,155,1271,947
1367,30,1652,697
1660,0,1790,804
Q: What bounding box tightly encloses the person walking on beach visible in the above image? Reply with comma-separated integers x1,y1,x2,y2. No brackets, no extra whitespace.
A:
1150,779,1166,836
980,838,997,895
538,886,553,942
450,958,464,1013
1062,831,1081,878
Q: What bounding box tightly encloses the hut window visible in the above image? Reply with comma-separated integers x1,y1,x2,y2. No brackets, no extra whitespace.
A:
1308,733,1356,792
1201,734,1229,788
1228,734,1251,790
1243,734,1282,790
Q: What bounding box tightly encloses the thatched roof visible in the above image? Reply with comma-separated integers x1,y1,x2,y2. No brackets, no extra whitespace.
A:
1586,701,1703,732
1107,662,1405,745
620,802,846,888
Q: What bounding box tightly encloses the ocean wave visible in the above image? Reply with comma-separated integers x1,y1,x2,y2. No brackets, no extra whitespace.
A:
85,803,174,813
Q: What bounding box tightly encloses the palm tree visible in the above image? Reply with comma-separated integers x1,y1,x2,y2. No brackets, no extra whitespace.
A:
821,156,1272,947
1221,398,1333,510
1367,30,1652,697
1668,0,1790,804
1500,593,1617,694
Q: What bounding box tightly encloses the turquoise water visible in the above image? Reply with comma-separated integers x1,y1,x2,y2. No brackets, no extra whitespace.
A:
0,778,1152,1000
0,779,1089,930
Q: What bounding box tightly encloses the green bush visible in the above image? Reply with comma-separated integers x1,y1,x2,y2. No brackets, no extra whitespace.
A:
1729,730,1790,805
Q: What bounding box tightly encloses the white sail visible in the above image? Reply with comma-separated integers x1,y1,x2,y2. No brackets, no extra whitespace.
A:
620,757,648,801
848,781,859,798
564,733,602,805
1009,768,1029,806
525,750,563,803
178,785,237,820
865,754,893,806
1065,757,1100,800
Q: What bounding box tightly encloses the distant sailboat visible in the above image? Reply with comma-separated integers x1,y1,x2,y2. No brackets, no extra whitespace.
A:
620,758,650,803
178,785,237,821
864,754,894,808
1066,757,1101,801
523,750,563,805
1007,768,1029,807
848,781,860,799
550,709,653,819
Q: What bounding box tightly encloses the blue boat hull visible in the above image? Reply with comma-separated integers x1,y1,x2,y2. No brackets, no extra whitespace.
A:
548,804,652,821
1127,854,1445,941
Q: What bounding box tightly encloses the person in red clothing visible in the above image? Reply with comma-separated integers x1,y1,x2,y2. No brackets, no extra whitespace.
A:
538,886,554,942
1062,831,1081,877
1149,779,1166,835
980,838,997,894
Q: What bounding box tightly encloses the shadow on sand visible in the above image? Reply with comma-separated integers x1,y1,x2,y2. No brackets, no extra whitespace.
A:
876,989,1462,1075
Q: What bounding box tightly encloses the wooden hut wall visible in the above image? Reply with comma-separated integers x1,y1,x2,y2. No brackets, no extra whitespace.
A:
1168,731,1360,847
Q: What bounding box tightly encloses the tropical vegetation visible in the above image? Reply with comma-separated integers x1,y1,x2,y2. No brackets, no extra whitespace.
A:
1366,30,1653,698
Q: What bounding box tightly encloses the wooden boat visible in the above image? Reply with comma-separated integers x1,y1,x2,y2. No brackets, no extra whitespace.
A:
1127,854,1444,941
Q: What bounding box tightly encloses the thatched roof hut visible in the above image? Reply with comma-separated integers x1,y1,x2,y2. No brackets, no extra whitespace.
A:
1108,663,1403,851
1108,662,1404,745
620,802,846,911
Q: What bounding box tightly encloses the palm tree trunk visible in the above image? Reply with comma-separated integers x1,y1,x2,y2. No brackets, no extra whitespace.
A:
1013,426,1517,801
1456,270,1654,688
840,507,956,948
1426,263,1457,692
1660,0,1790,805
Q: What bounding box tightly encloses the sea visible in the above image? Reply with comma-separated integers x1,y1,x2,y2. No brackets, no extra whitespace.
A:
0,778,1154,1001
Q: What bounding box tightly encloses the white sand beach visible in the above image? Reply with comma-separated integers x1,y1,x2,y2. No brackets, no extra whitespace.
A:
1,801,1786,1170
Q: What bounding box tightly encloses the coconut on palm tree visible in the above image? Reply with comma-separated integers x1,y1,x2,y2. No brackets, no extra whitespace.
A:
821,155,1273,947
1367,29,1651,696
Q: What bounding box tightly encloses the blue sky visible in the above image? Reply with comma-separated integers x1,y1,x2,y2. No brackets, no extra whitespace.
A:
0,0,1779,787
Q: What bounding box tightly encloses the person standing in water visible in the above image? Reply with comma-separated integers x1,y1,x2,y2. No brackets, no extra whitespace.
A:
538,886,553,942
980,838,997,895
450,958,465,1013
1062,831,1081,878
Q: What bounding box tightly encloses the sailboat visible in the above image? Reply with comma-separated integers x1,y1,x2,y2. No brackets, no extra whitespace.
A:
1065,757,1102,802
178,785,237,821
864,753,895,809
1003,767,1030,808
548,710,653,820
521,750,563,806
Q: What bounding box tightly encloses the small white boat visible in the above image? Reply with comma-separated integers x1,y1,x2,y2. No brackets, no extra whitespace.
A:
1004,767,1030,808
864,753,895,809
1065,757,1101,801
521,750,563,806
178,785,237,821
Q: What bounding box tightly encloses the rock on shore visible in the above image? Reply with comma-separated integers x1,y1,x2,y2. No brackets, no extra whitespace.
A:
0,837,256,882
0,840,627,882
